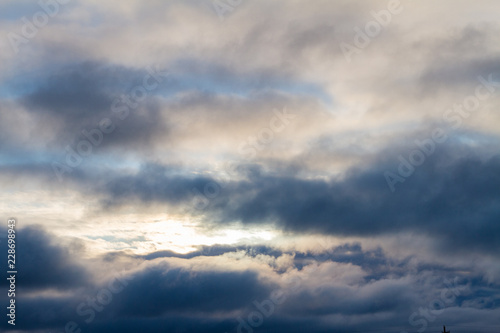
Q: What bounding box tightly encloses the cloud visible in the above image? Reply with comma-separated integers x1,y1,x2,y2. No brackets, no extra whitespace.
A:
109,263,275,317
2,1,500,332
80,138,500,256
0,225,89,291
1,226,499,333
18,61,168,150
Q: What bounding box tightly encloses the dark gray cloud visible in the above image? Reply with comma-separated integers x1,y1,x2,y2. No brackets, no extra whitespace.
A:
204,146,500,254
86,140,500,255
144,242,391,278
98,163,214,207
2,135,499,257
109,265,275,317
1,226,499,333
19,61,168,150
0,225,89,291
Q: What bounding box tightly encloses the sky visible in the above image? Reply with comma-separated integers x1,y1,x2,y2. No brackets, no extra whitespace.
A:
0,0,500,332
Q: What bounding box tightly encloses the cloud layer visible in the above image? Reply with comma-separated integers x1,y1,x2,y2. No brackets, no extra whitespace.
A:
1,0,500,332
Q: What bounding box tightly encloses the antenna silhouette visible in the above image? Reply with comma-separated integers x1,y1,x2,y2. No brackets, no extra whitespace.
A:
442,325,450,333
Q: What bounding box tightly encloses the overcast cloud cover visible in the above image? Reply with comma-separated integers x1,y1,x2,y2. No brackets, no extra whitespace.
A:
1,0,500,332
